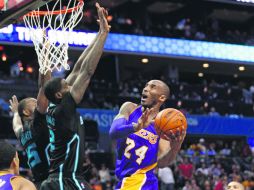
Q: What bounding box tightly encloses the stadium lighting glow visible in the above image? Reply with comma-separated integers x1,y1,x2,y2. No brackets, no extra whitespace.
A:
198,72,204,77
27,66,33,73
236,0,254,3
141,58,149,63
203,63,209,68
1,53,6,61
238,66,245,71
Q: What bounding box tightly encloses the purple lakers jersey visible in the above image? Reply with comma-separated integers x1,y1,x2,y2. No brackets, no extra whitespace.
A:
115,106,160,190
0,174,15,190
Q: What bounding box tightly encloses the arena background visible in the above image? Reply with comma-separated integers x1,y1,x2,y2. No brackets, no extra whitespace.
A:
1,0,254,189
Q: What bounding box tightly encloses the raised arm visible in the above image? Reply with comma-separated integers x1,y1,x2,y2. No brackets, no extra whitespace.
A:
109,102,156,139
66,32,100,85
70,3,110,104
9,95,23,138
37,38,51,114
157,129,186,168
109,102,137,139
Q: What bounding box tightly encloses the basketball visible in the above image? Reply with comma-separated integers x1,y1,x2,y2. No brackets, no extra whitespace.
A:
155,108,187,138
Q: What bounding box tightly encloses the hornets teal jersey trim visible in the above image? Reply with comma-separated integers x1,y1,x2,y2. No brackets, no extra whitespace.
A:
115,106,160,190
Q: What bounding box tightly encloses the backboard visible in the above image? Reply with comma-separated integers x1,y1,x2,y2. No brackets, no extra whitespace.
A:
0,0,53,29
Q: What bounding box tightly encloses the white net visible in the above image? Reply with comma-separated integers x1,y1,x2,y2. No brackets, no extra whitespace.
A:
23,0,84,74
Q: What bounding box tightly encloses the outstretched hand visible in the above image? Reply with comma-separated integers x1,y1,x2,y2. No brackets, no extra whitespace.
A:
9,95,19,114
133,108,156,131
162,126,186,151
96,2,111,33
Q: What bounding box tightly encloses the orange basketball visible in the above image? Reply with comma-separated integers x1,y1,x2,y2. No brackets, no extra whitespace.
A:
155,108,187,138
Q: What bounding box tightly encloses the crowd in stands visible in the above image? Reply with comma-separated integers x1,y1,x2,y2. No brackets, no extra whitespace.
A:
79,7,254,45
169,138,253,190
9,0,253,45
8,137,251,190
12,137,248,190
76,138,254,190
80,75,254,117
1,67,254,189
1,71,254,117
11,136,253,190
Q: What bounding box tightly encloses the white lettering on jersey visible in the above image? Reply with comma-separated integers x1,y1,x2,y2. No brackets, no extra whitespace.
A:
0,179,6,187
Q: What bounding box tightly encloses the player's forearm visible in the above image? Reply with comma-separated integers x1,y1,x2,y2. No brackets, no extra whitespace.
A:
157,145,180,168
74,32,100,72
38,71,51,88
66,32,100,85
70,32,108,104
80,32,108,76
12,112,23,138
109,118,135,139
37,71,51,114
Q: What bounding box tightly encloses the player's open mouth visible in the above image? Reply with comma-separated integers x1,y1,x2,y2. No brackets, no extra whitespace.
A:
141,94,148,101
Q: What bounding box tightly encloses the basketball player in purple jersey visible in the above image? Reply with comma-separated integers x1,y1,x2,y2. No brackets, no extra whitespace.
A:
109,80,186,190
0,141,36,190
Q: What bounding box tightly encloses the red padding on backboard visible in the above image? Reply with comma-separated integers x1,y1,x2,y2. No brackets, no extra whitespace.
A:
0,0,4,10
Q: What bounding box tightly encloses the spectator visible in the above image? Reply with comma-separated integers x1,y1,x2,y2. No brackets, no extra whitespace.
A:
197,138,206,155
158,166,175,190
209,107,220,117
196,163,209,176
98,164,111,190
178,157,194,180
182,180,192,190
214,175,228,190
220,143,231,156
190,178,201,190
10,61,21,77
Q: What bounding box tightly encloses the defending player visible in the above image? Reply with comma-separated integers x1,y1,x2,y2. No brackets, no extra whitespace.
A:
9,35,51,188
109,80,186,189
9,70,51,188
0,141,36,190
40,3,110,190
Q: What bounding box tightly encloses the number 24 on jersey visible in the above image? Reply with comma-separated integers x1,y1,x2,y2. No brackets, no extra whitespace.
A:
124,138,148,165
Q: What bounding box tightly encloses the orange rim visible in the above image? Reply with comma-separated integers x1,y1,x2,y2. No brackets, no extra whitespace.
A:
25,0,84,16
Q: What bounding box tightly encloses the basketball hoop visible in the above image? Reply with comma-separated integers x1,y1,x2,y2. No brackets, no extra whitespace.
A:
23,0,84,74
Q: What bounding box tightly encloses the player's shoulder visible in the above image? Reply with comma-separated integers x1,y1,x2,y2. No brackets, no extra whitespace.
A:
11,176,36,190
119,102,138,116
34,108,46,119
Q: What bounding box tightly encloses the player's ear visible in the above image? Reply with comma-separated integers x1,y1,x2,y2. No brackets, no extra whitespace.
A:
159,95,167,102
23,109,30,116
55,92,62,99
11,152,20,175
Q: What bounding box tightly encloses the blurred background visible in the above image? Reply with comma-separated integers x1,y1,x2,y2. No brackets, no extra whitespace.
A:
1,0,254,189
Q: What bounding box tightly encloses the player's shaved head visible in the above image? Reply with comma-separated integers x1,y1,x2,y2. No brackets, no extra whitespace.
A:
44,77,63,104
18,98,37,119
18,98,29,117
150,80,170,99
